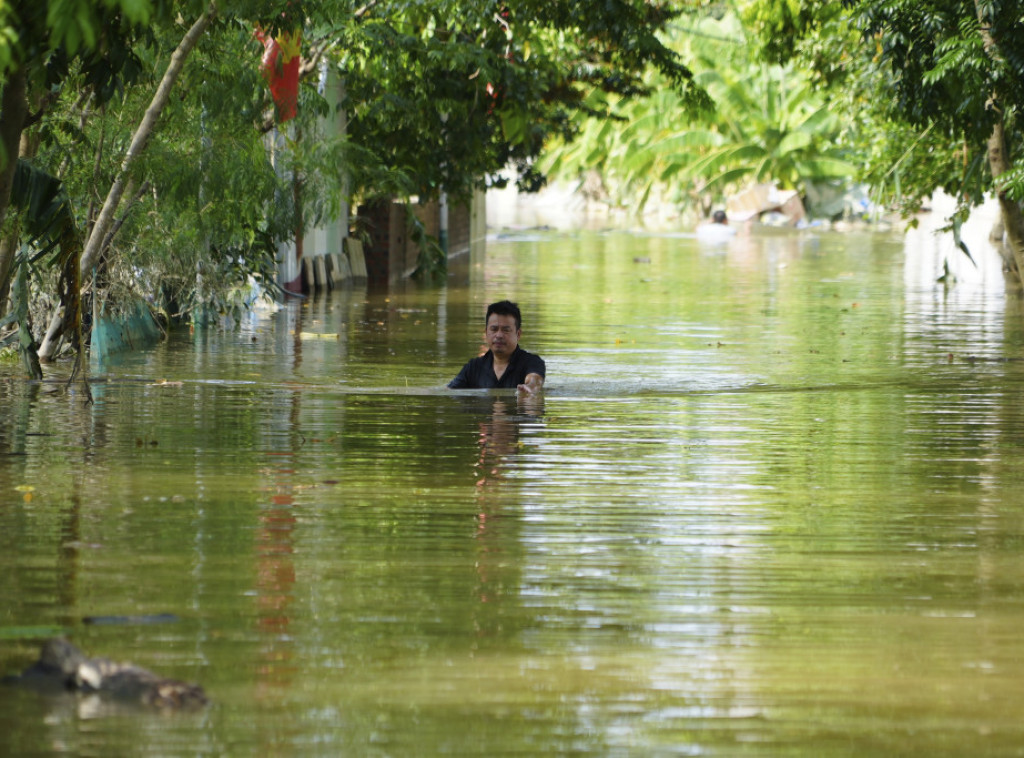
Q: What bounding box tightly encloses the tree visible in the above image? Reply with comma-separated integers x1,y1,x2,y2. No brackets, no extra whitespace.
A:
0,0,177,370
743,0,1024,280
0,1,203,298
541,10,857,216
334,0,708,202
3,0,716,372
3,2,302,360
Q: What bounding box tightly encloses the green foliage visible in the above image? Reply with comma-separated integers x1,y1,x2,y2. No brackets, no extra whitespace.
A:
0,254,44,378
2,0,719,339
0,160,81,372
337,0,705,201
0,1,185,94
10,159,75,260
740,0,812,64
542,10,856,214
43,0,152,55
742,0,1024,227
0,8,18,77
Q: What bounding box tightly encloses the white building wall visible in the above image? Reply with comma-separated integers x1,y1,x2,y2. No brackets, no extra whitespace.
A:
274,68,350,289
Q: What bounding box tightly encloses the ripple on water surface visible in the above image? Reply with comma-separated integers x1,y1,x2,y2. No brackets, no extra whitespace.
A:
4,228,1024,755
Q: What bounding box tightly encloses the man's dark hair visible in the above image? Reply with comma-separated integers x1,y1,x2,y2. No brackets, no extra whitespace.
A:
712,209,728,224
486,300,522,330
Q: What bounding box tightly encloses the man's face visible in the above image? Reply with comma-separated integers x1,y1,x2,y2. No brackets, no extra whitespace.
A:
485,313,520,358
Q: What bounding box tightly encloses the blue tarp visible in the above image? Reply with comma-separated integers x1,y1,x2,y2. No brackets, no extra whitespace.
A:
90,301,162,365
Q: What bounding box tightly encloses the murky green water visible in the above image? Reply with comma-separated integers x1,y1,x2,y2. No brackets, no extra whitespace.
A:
4,224,1024,756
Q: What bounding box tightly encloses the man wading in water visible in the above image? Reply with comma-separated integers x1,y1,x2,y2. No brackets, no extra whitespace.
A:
449,300,545,394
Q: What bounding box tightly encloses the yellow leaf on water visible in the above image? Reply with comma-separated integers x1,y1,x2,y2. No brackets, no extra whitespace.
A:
14,485,34,493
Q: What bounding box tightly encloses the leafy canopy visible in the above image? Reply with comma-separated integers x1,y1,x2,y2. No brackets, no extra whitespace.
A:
542,9,856,215
334,0,708,200
741,0,1024,213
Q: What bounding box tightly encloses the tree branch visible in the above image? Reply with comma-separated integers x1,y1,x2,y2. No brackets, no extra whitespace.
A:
99,179,151,258
40,3,218,361
78,2,217,280
354,0,384,20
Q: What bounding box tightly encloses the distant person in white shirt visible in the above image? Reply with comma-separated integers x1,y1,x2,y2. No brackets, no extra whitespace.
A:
696,209,737,243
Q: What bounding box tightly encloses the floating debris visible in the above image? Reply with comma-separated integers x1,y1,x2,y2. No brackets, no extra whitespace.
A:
7,638,207,709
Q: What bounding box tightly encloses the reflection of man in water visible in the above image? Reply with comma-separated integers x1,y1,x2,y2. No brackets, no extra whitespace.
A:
449,300,545,394
475,399,518,487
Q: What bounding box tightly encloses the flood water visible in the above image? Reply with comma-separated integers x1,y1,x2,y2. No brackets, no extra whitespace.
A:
4,217,1024,756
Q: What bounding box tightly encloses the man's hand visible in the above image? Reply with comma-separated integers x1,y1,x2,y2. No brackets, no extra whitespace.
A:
517,373,544,395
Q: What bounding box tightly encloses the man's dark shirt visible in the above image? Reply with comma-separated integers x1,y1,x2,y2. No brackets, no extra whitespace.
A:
448,346,546,389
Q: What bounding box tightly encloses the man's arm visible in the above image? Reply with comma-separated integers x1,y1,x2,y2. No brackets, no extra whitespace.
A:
517,372,544,394
448,359,475,389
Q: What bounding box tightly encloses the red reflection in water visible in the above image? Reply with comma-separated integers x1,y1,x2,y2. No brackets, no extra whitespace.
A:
257,493,296,635
254,469,298,720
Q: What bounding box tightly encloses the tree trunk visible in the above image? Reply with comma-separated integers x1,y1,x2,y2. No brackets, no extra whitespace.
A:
78,4,216,279
986,122,1024,283
973,0,1024,281
0,68,29,307
38,3,217,360
0,224,17,314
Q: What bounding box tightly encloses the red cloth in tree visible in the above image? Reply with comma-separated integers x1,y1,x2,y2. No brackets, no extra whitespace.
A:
256,28,302,123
